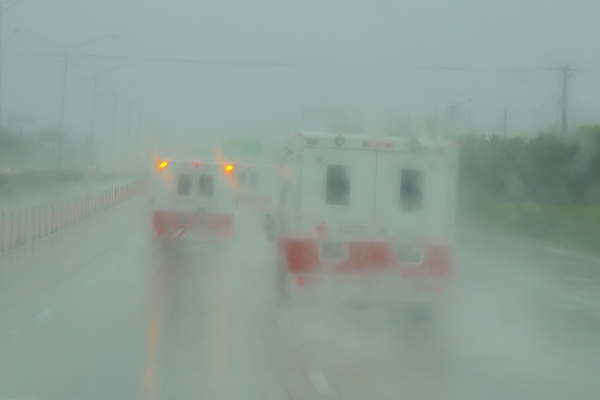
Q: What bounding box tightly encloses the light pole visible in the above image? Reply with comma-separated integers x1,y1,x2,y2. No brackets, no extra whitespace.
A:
0,1,26,124
0,2,4,125
560,65,572,135
110,81,148,173
14,28,117,170
57,49,68,170
88,63,133,168
468,99,472,134
112,90,117,171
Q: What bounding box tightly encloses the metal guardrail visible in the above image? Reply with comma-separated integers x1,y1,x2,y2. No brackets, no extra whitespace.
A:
0,171,145,194
0,181,145,251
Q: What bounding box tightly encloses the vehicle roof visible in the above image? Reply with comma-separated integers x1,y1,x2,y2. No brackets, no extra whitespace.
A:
292,131,457,151
165,160,220,166
298,131,452,144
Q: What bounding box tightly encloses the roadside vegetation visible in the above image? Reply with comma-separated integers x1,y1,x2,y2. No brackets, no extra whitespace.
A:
458,124,600,254
0,127,118,196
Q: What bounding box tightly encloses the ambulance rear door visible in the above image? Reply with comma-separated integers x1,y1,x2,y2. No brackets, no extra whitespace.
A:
299,145,377,241
194,163,219,213
373,149,427,246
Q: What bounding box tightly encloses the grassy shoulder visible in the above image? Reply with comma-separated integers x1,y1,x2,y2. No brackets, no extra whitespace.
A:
459,194,600,256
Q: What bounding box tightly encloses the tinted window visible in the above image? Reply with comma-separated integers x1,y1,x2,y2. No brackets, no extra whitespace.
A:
400,169,424,211
250,173,258,186
178,174,193,196
238,172,247,185
199,174,214,197
326,165,350,205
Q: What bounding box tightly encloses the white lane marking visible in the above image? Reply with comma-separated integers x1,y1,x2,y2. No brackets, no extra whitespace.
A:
306,370,337,398
34,308,56,321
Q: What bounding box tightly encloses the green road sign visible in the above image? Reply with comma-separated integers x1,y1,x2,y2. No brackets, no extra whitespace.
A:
219,139,262,162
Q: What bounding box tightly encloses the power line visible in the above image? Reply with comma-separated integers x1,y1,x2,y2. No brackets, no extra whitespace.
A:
9,50,588,72
1,0,25,13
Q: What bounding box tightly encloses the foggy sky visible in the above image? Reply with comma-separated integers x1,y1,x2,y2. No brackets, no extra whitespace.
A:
3,0,600,160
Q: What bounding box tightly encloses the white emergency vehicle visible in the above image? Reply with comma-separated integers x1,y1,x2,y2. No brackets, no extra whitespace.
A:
270,132,458,304
151,159,236,241
234,163,276,210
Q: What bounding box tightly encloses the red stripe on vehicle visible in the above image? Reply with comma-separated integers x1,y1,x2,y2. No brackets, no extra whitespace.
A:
279,239,320,273
400,245,453,279
279,239,453,279
153,211,233,233
210,214,234,231
335,242,395,273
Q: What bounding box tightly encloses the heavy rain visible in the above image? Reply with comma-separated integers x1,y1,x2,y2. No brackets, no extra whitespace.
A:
1,1,600,399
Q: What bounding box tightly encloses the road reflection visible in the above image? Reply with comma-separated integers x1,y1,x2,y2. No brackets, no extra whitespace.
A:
142,244,173,400
142,241,233,399
140,232,453,399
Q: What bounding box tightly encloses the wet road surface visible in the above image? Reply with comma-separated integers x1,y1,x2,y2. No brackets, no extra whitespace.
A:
0,192,599,399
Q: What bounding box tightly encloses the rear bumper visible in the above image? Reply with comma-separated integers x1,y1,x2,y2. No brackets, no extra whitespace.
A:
280,272,452,304
152,210,233,240
276,237,453,304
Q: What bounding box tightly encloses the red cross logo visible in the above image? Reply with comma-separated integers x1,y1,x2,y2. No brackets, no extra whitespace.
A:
315,221,329,239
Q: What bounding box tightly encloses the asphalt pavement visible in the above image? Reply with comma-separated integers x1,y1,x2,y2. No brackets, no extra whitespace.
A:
0,191,598,399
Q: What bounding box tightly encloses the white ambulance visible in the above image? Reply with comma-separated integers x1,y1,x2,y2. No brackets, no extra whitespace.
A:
234,163,277,211
150,159,236,241
270,132,458,305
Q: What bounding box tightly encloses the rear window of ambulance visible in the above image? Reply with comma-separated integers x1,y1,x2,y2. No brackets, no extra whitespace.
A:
400,168,424,211
199,174,214,197
326,165,350,205
178,174,193,196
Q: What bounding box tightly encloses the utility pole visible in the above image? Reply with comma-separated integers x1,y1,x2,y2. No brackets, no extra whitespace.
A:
112,91,117,172
504,109,507,138
0,2,4,124
57,51,69,170
108,80,147,173
127,103,131,172
556,100,560,131
90,73,98,167
88,63,133,171
561,65,571,135
468,99,472,134
13,29,117,170
0,1,26,115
